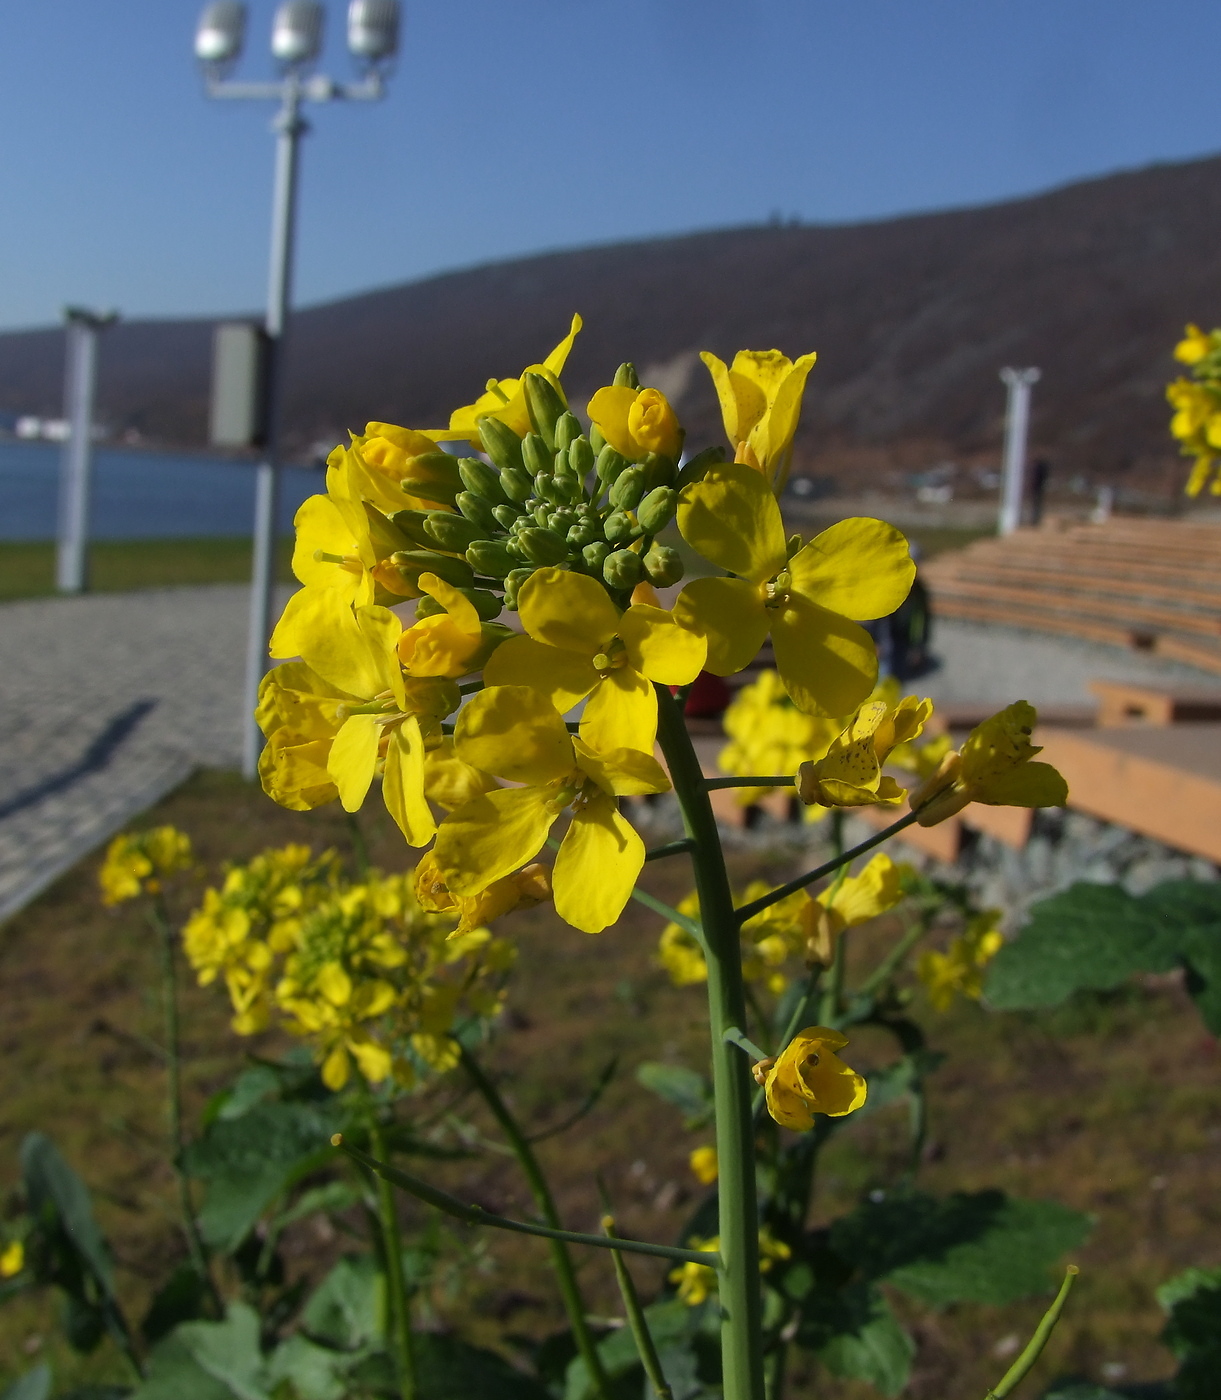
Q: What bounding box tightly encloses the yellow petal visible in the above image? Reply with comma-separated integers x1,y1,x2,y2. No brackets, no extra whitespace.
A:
327,714,381,812
821,854,902,927
676,462,787,582
701,350,767,447
285,590,403,705
771,596,877,718
455,685,575,786
973,761,1068,808
398,615,485,678
290,495,363,593
423,736,500,812
587,385,643,461
749,353,817,473
543,313,583,376
349,1038,393,1084
553,788,644,933
317,961,352,1006
321,1044,350,1090
483,634,599,710
518,567,619,654
674,576,769,675
618,605,707,684
573,738,671,797
578,668,658,753
788,519,915,621
383,717,437,846
433,787,557,896
418,572,481,634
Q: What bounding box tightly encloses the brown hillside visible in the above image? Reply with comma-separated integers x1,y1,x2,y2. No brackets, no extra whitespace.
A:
3,152,1221,493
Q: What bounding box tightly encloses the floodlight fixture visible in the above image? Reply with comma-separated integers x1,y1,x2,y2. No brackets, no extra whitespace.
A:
347,0,400,63
195,2,247,67
272,1,325,67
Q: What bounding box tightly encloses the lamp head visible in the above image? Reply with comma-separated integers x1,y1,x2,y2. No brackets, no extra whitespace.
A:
272,1,325,67
347,0,400,63
195,2,247,68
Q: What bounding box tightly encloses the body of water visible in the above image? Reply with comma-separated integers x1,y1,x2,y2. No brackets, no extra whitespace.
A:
0,441,325,541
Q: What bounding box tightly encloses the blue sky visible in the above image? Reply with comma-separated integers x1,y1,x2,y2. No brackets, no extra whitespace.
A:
3,0,1219,331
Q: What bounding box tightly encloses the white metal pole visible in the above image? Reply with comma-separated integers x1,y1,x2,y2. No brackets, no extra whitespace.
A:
998,366,1040,536
56,316,101,593
242,82,307,780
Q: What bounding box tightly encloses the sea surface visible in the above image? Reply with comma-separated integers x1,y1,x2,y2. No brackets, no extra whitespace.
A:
0,441,324,541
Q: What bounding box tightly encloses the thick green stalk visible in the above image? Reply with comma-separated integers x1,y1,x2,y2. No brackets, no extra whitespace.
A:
369,1118,416,1400
460,1047,613,1400
656,684,766,1400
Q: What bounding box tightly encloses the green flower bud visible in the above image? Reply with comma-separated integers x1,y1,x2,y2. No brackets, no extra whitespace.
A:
518,526,571,566
548,506,577,531
423,511,489,554
590,424,607,454
582,541,612,573
613,361,641,390
499,467,534,504
596,444,629,487
492,503,521,529
675,445,727,491
532,502,551,526
566,520,599,548
636,486,678,534
603,548,643,590
569,436,595,477
455,491,499,531
465,539,519,579
413,594,445,619
391,550,475,591
524,372,566,450
609,464,647,512
414,586,502,620
401,451,465,507
390,509,437,550
641,452,677,491
504,566,535,611
458,457,509,505
522,432,553,479
554,411,582,454
535,472,566,505
644,543,684,588
478,416,526,475
604,510,635,545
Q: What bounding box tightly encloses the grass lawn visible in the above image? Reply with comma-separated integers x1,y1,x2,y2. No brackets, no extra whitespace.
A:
0,774,1215,1395
0,539,295,602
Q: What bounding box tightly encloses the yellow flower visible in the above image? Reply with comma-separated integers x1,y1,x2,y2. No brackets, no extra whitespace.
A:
718,669,839,805
669,1237,720,1306
348,422,451,515
439,315,583,443
1167,378,1216,444
0,1241,24,1277
483,567,705,753
918,909,1004,1011
658,893,707,985
414,851,552,936
675,462,914,716
800,853,905,965
760,1027,867,1130
657,884,806,990
700,347,817,487
910,701,1068,827
397,573,511,679
432,685,670,933
586,385,683,462
99,826,193,905
689,1145,718,1185
797,695,933,808
1175,324,1216,365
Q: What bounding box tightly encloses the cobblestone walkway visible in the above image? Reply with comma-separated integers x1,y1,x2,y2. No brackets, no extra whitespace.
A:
1,585,1219,924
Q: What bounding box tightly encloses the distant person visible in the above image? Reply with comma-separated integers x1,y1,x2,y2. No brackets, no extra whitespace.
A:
1029,458,1051,525
886,543,932,682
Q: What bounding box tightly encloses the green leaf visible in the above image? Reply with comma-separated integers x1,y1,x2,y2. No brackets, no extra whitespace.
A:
830,1191,1091,1306
184,1101,342,1251
1157,1266,1221,1400
1145,883,1221,1034
984,884,1178,1010
141,1263,211,1344
795,1283,913,1397
265,1334,369,1400
0,1364,51,1400
134,1304,269,1400
415,1333,552,1400
299,1254,384,1352
635,1063,713,1128
21,1133,115,1296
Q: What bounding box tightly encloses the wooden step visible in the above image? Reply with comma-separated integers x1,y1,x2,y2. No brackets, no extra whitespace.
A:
928,577,1221,638
926,562,1221,612
931,595,1144,650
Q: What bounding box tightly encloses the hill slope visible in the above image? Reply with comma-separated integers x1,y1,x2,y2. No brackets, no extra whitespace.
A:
4,153,1221,491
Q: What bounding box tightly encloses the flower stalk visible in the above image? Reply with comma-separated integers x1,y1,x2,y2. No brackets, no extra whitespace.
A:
368,1117,416,1400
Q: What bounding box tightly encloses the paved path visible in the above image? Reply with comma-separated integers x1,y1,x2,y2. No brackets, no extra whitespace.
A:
1,585,1219,922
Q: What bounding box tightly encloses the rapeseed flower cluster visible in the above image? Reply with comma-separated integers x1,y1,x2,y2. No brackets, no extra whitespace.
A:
917,909,1004,1011
668,1229,791,1307
183,847,514,1091
99,826,193,905
1167,323,1221,495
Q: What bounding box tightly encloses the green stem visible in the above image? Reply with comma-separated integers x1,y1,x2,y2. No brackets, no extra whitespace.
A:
985,1266,1079,1398
629,883,706,944
644,837,697,862
705,776,795,790
656,684,766,1400
601,1211,674,1400
333,1136,715,1265
817,817,848,1025
734,811,920,923
857,914,932,998
148,903,219,1312
460,1047,613,1400
369,1118,415,1400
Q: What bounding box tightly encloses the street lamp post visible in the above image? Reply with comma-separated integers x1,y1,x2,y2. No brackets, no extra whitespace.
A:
998,366,1041,536
195,1,400,780
57,307,117,594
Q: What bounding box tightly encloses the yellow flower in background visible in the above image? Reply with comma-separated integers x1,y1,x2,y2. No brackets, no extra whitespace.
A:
99,826,193,905
658,893,707,985
414,851,552,936
797,695,933,809
689,1145,719,1185
910,701,1068,827
700,347,817,487
433,685,670,933
483,567,705,753
801,853,905,966
675,462,914,716
718,669,839,805
760,1027,867,1130
0,1241,23,1277
586,384,683,462
657,883,806,990
669,1236,720,1306
1174,323,1216,365
439,315,583,442
397,573,511,679
918,909,1004,1011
